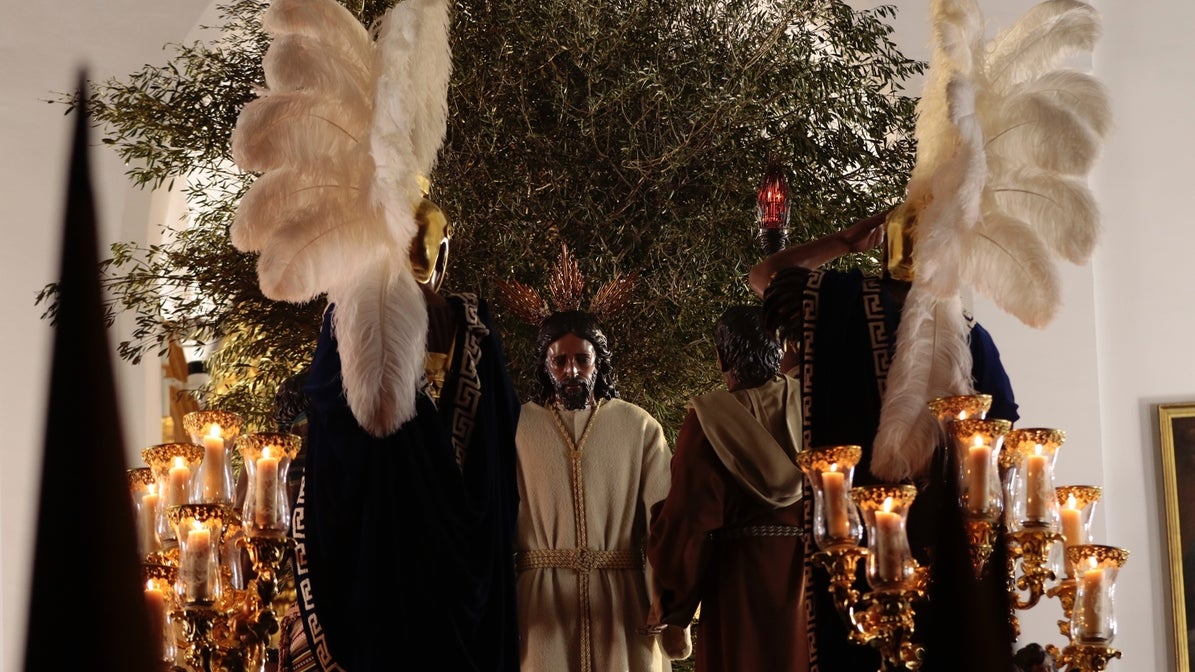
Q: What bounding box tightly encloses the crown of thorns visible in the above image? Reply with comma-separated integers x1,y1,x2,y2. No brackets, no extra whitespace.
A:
495,243,640,327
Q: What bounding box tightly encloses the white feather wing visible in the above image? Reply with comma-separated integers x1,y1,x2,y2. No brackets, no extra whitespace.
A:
906,0,984,198
254,198,386,303
230,92,371,174
329,255,429,437
370,0,453,248
987,164,1100,263
872,288,974,481
912,77,987,300
982,86,1103,176
962,211,1061,329
231,0,455,433
263,0,372,57
263,34,374,104
874,0,1108,480
985,0,1101,92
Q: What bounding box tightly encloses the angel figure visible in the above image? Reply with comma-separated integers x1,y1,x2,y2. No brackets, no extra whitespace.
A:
230,0,520,669
497,245,691,671
749,1,1109,670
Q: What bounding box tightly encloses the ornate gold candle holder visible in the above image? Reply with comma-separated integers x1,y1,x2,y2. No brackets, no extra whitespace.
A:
854,485,918,590
851,485,926,671
142,562,179,666
143,443,204,548
1005,428,1066,532
1067,545,1128,644
1057,486,1101,562
811,545,870,617
1046,486,1102,640
1005,429,1066,611
947,419,1011,519
238,433,302,538
225,535,299,670
850,586,928,671
184,410,244,505
1046,576,1078,640
168,503,235,671
129,467,163,559
176,602,222,672
797,445,864,550
1053,545,1129,671
1007,525,1064,611
168,504,230,606
947,418,1012,575
927,393,992,423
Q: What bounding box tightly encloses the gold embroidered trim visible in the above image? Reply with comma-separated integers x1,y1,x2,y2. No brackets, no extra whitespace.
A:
546,400,605,672
514,548,643,572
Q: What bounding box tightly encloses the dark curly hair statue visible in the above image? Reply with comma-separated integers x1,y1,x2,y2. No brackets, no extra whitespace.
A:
715,305,782,390
535,310,619,406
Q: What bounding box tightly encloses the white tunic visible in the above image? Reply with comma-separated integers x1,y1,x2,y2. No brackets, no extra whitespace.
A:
515,398,673,672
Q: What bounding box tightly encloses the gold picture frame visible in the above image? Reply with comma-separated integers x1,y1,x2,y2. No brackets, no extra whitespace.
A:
1160,402,1195,672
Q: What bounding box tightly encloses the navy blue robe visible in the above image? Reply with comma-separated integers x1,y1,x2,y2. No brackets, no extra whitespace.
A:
293,295,520,672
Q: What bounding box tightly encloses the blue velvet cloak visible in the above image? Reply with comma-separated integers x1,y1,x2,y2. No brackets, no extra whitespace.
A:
293,295,520,672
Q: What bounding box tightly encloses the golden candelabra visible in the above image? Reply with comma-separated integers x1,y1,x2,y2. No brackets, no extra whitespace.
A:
798,396,1129,672
129,412,302,672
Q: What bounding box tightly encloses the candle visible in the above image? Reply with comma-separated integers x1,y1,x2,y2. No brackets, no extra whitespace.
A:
874,498,905,584
167,457,191,508
821,466,851,540
200,424,227,502
1061,495,1084,549
254,446,281,529
1079,562,1109,637
182,525,213,601
144,582,168,656
138,485,160,556
1025,444,1050,521
965,436,992,515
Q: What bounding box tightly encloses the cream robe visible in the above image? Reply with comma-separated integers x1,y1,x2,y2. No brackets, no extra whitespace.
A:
516,398,673,672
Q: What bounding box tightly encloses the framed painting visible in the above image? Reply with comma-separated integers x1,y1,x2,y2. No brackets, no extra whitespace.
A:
1159,402,1195,672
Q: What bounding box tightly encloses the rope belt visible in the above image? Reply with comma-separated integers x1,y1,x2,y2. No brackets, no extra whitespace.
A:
515,548,643,573
711,524,806,541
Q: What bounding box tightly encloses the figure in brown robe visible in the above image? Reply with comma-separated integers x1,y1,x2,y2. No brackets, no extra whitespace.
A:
647,305,808,671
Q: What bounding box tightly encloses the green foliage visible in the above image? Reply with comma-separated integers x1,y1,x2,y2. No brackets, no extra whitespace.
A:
440,0,922,435
39,0,922,439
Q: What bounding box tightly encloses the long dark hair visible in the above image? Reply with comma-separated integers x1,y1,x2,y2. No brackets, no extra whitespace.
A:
535,310,619,405
715,305,781,389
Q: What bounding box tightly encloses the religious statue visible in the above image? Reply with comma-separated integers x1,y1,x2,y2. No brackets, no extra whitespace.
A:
498,246,690,671
228,0,521,668
647,304,806,671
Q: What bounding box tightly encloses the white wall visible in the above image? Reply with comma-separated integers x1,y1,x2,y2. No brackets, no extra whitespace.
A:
1091,0,1195,668
0,1,1184,670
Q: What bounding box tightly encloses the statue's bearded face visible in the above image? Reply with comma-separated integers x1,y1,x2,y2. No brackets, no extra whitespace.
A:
545,333,598,410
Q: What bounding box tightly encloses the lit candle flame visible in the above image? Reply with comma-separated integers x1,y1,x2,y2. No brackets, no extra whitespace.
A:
973,434,985,448
829,462,839,473
171,456,187,469
207,423,222,440
882,496,895,513
1034,443,1044,457
958,410,967,420
1067,494,1078,510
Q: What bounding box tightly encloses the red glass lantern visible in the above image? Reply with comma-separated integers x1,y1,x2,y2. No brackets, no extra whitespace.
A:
756,155,790,255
